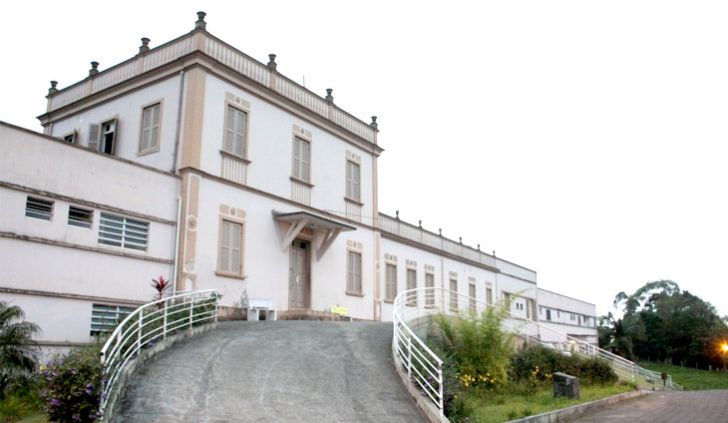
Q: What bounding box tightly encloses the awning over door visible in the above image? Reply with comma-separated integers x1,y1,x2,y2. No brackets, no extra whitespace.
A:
273,210,356,261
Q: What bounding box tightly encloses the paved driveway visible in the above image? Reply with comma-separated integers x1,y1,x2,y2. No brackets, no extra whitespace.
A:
117,321,426,423
568,390,728,423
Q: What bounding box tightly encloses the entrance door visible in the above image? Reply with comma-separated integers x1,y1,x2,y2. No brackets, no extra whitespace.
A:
289,240,310,308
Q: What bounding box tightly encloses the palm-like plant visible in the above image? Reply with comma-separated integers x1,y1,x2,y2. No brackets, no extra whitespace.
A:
0,301,41,399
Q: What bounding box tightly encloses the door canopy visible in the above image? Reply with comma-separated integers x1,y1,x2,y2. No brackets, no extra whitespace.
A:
273,210,356,261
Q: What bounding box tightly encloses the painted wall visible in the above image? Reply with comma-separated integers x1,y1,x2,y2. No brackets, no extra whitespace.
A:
47,75,182,172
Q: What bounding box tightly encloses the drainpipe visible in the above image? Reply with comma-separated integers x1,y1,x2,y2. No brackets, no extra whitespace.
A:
172,196,182,295
171,70,186,173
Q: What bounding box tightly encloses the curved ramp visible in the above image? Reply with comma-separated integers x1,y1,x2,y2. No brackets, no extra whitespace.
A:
117,321,426,422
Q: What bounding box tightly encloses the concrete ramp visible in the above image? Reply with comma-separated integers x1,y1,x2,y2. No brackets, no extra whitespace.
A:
117,321,426,422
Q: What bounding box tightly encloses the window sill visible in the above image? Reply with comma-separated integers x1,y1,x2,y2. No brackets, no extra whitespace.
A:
215,271,248,281
345,291,364,298
344,197,364,207
137,147,160,157
384,299,394,304
290,176,314,188
220,150,251,164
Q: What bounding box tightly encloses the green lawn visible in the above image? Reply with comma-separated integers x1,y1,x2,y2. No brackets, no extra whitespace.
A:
459,383,635,423
639,362,728,390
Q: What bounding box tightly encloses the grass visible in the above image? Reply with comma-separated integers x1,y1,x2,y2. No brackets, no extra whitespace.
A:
639,362,728,390
458,382,635,423
0,394,47,423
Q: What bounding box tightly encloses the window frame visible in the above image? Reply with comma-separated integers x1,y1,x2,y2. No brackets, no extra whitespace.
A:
222,102,250,160
406,268,417,306
25,196,54,221
291,136,312,184
425,272,435,307
469,282,476,313
98,212,149,251
138,101,162,155
216,217,246,279
345,160,361,203
62,130,78,144
68,206,93,229
449,278,458,311
346,250,363,296
90,304,136,335
385,263,397,303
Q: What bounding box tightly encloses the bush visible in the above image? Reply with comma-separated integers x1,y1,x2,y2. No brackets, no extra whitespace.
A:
510,345,617,386
40,344,104,422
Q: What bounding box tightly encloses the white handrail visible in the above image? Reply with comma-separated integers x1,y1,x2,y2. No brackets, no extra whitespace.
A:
99,289,220,414
392,287,681,417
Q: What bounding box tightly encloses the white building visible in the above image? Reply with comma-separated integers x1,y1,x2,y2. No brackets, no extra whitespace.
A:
0,12,596,350
537,288,598,345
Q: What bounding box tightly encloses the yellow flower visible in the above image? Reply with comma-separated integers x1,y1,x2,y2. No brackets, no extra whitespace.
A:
39,365,45,372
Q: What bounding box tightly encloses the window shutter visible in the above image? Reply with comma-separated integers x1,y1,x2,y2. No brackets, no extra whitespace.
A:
107,118,118,155
88,123,101,151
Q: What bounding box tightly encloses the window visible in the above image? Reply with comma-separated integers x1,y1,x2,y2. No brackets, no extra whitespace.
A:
292,137,310,183
347,251,362,294
25,197,53,221
546,309,552,321
346,161,360,202
140,103,161,153
218,220,244,276
91,304,135,335
88,119,118,155
63,131,77,144
486,287,493,305
469,283,476,313
68,206,93,228
224,105,247,157
385,264,397,302
449,279,458,310
98,213,148,251
425,273,435,306
406,269,417,306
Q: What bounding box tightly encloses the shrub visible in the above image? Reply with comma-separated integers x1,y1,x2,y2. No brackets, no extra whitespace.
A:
510,345,617,385
40,344,104,422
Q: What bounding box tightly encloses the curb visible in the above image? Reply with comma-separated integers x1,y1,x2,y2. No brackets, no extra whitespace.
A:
506,388,647,423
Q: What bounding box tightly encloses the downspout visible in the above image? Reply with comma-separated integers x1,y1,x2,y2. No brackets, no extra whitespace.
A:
172,196,182,296
171,70,186,173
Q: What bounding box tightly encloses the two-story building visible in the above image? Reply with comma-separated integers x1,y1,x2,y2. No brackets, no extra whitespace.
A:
0,12,597,352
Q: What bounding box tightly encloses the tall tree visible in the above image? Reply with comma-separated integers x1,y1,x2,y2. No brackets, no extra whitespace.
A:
0,301,41,398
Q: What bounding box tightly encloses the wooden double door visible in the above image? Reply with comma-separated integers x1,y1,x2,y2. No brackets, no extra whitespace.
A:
289,240,310,308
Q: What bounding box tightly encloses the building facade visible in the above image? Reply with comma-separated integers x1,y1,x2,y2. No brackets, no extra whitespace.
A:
0,12,596,350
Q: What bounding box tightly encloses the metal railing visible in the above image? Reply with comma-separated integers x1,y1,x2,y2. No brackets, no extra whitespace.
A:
99,289,220,414
392,288,681,417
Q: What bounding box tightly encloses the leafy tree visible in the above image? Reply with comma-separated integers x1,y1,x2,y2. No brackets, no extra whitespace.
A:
0,301,41,399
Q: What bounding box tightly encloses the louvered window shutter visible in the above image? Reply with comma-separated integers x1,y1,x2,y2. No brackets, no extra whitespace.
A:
88,123,101,151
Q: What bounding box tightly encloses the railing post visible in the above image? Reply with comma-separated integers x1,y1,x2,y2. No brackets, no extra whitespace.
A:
163,300,168,340
438,362,444,417
137,312,143,355
214,294,219,323
189,299,194,329
407,336,413,377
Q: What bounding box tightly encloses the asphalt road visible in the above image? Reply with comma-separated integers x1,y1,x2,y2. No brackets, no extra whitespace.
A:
117,321,426,422
567,389,728,423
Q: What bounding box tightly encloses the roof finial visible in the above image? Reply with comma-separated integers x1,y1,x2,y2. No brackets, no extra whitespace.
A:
395,210,399,219
267,54,277,71
325,88,334,103
89,62,99,76
370,116,378,129
439,228,442,236
459,237,462,244
418,220,422,228
196,11,207,30
139,37,151,54
48,81,59,95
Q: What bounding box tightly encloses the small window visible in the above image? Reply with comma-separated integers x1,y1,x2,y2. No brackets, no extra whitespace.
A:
347,251,362,294
25,197,53,221
469,283,476,313
219,220,244,276
546,309,552,321
486,288,493,305
91,304,136,335
88,119,118,155
406,269,417,306
140,103,161,153
99,212,148,251
63,131,78,144
292,137,310,183
385,263,397,301
346,161,360,202
224,105,247,157
68,206,93,228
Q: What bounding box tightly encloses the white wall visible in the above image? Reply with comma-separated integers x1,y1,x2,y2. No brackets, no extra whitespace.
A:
48,75,182,172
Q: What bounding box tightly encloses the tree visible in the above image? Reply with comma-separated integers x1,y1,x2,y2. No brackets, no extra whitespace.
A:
0,301,41,398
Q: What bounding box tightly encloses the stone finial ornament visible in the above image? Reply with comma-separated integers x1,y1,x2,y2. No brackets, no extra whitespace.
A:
477,244,481,251
325,88,334,103
267,54,277,71
439,228,442,236
459,237,462,244
395,210,399,219
48,81,59,95
370,116,378,129
419,220,422,228
139,37,151,54
89,62,99,76
196,11,207,30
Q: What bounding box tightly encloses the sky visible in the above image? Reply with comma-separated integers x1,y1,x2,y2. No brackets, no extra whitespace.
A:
2,1,727,318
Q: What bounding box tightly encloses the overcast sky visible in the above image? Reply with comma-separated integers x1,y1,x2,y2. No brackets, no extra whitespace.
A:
3,1,727,318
